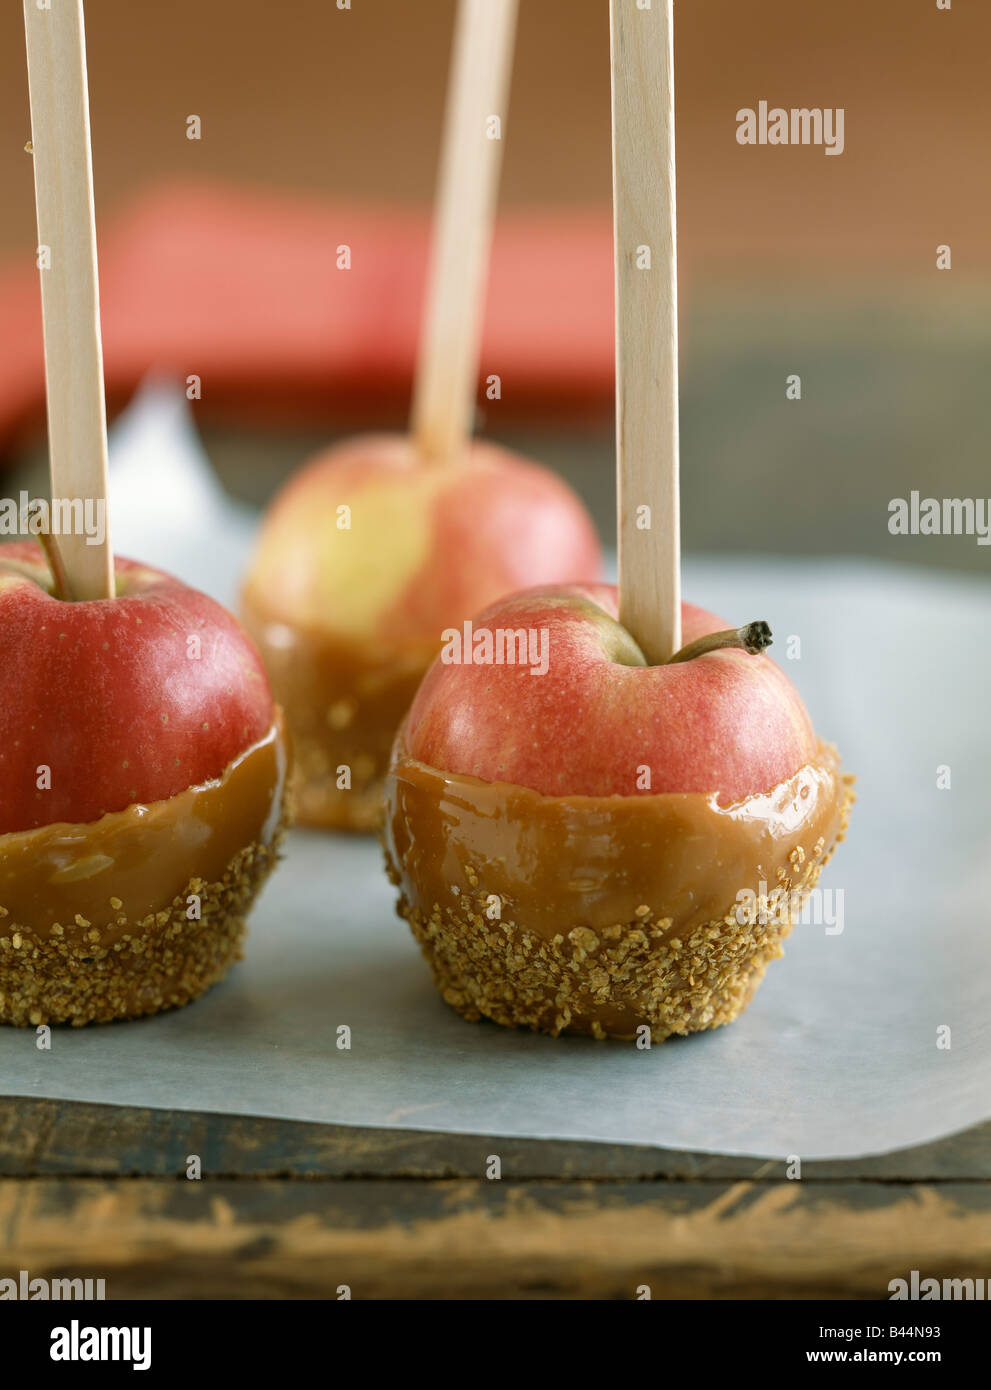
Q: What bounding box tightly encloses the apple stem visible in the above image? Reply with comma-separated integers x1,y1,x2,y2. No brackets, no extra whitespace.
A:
666,620,773,665
36,527,74,601
24,501,74,601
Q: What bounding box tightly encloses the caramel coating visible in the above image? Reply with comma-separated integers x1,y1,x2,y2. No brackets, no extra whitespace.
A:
0,717,289,1026
242,595,431,832
383,740,854,1041
0,829,286,1027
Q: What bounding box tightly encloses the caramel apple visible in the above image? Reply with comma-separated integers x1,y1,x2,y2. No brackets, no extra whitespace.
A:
383,4,856,1043
383,585,853,1041
242,2,602,832
9,4,289,1026
242,434,601,832
0,542,290,1026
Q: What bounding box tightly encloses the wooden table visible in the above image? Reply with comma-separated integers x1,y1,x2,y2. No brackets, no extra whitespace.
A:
2,1097,990,1299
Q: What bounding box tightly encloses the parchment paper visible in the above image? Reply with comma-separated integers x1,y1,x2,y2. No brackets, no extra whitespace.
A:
1,385,988,1159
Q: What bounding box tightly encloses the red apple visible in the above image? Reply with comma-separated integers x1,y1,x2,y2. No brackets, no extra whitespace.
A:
241,433,603,829
404,583,817,802
244,434,602,645
0,541,275,835
386,581,851,1041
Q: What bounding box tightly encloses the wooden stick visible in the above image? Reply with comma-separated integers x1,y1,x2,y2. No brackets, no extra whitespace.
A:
410,0,519,466
23,0,113,601
611,0,681,663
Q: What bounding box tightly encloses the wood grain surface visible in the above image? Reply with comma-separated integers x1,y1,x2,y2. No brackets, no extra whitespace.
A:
2,1098,989,1299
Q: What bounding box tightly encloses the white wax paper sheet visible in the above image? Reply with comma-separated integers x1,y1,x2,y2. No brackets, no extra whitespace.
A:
1,384,988,1159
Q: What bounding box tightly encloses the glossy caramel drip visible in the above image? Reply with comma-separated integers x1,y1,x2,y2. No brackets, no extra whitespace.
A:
0,713,288,939
385,741,849,945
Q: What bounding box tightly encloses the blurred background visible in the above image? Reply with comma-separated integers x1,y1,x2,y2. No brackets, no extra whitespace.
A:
0,0,988,572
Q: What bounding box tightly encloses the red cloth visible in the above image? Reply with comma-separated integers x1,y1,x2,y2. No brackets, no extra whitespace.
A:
0,182,615,451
